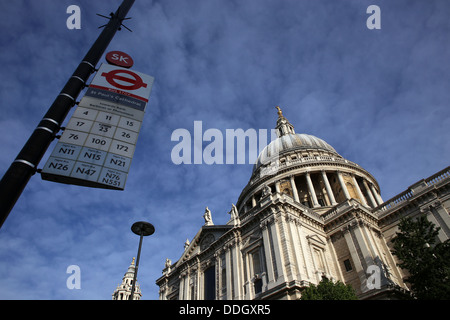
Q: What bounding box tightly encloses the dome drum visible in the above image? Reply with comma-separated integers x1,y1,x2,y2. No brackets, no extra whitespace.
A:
238,167,383,217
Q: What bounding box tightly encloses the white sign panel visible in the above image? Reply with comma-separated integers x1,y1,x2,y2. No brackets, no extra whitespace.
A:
89,63,154,104
41,64,154,190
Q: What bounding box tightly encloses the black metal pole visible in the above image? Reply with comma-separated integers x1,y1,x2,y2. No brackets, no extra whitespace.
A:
129,232,143,300
0,0,135,229
129,221,154,300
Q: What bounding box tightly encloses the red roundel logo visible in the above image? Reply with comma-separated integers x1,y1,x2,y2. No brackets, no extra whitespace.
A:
101,69,148,91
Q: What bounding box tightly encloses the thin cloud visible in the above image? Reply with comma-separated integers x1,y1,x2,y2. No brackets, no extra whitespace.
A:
0,0,448,300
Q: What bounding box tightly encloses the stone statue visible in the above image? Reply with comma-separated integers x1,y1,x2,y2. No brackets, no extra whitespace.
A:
262,184,272,197
184,238,190,250
228,203,239,220
203,206,214,226
227,203,240,226
164,258,172,274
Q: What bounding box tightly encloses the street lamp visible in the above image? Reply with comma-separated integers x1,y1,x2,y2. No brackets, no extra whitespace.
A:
129,221,155,300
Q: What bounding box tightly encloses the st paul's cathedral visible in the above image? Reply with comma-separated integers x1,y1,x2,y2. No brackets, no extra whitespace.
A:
152,107,449,300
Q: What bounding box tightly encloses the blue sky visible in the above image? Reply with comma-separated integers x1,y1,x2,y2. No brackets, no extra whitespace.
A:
0,0,448,300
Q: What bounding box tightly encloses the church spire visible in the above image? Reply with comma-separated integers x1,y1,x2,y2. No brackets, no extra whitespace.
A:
112,257,142,300
275,106,295,137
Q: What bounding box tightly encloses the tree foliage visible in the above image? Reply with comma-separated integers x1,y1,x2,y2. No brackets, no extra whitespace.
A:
301,277,358,300
391,215,450,300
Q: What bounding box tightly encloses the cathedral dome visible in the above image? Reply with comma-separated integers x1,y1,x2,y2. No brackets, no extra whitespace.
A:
252,106,341,174
253,133,340,173
237,106,382,214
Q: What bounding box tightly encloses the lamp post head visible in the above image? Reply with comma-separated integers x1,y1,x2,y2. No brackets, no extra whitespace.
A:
131,221,155,236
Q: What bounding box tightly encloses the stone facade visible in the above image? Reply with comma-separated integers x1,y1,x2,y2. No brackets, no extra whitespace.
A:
156,109,450,300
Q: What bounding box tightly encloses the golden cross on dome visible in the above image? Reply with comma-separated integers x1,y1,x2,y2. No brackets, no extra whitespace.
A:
276,106,283,117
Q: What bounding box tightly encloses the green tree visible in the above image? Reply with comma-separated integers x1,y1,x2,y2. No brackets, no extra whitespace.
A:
300,277,358,300
391,215,450,300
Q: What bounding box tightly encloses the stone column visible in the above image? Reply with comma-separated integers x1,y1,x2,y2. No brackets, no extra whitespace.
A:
369,184,383,206
354,222,376,266
337,171,351,200
363,179,377,207
159,285,167,300
270,216,286,283
261,221,276,286
422,204,450,242
287,216,305,280
193,259,200,300
184,270,190,299
215,253,221,300
352,174,368,206
328,236,345,281
321,170,337,205
278,213,296,282
198,267,204,300
371,185,384,205
178,276,182,300
432,201,450,239
297,223,312,281
225,245,233,300
305,172,320,207
231,239,243,299
342,226,366,289
290,175,300,202
243,252,251,299
178,273,185,300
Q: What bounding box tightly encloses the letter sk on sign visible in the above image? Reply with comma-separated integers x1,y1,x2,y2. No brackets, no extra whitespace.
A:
106,51,134,68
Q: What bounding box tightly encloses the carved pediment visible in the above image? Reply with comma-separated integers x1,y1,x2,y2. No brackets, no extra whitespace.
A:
306,234,326,248
200,233,215,251
174,225,232,268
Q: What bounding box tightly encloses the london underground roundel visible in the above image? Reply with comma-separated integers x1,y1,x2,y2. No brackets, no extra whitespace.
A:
101,69,148,91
